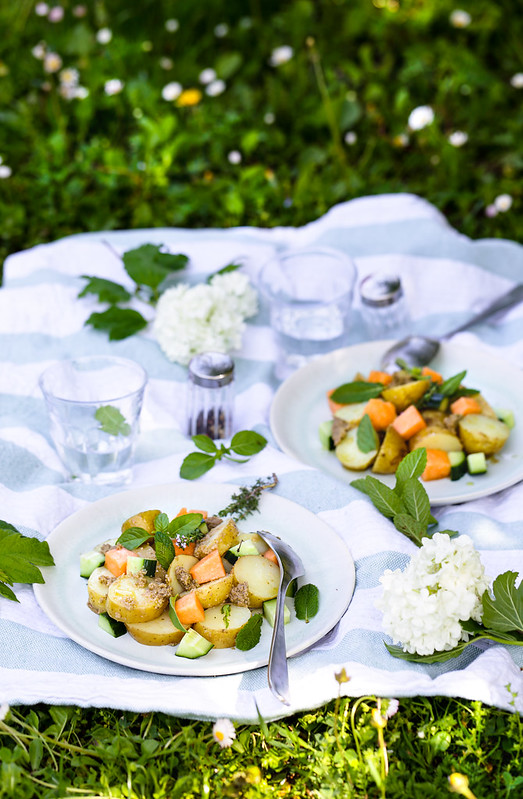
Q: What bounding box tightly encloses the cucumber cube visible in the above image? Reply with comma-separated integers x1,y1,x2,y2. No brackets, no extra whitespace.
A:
467,452,487,475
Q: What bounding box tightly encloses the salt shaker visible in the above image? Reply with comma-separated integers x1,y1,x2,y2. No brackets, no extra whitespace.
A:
359,272,410,340
186,352,235,439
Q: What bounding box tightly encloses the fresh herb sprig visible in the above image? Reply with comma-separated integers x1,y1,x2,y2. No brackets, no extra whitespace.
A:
180,431,268,480
116,512,206,571
218,474,279,521
0,522,55,602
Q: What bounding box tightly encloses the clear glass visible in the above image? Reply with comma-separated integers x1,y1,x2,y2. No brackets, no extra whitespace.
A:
258,247,357,380
39,356,148,485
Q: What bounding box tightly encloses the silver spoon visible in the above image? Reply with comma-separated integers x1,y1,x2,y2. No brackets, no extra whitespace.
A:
256,530,305,705
380,283,523,372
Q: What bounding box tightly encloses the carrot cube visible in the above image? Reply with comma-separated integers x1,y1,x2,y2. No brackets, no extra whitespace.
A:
263,548,279,565
421,367,443,384
368,370,393,385
189,549,226,584
364,397,397,431
176,507,188,517
188,509,208,519
450,396,482,416
327,388,346,415
175,592,205,625
421,449,451,481
104,547,135,577
391,404,427,439
173,541,196,556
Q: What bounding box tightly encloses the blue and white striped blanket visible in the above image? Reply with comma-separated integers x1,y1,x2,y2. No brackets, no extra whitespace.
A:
1,193,522,720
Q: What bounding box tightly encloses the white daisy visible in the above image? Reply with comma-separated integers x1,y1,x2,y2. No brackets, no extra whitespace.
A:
161,82,182,101
212,718,236,748
407,105,434,131
269,45,293,67
96,28,112,45
104,79,124,96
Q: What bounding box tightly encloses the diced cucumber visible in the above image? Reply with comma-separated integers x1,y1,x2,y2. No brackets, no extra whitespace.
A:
175,628,214,659
318,420,335,450
467,452,488,475
496,408,515,429
80,549,106,579
98,612,127,638
448,451,467,481
263,598,291,628
227,540,261,558
126,556,157,577
422,392,445,410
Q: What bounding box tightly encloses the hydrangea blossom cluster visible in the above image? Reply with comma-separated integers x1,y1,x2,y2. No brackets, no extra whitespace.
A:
376,533,489,656
153,271,258,365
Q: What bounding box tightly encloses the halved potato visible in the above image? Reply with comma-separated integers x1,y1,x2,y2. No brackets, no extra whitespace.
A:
381,380,430,412
87,566,115,614
166,554,198,593
193,604,251,648
409,425,463,453
458,414,510,455
193,574,234,609
193,518,239,558
232,555,280,607
106,574,169,624
121,509,160,535
126,610,185,646
334,401,368,424
473,394,498,419
372,426,409,474
335,426,378,471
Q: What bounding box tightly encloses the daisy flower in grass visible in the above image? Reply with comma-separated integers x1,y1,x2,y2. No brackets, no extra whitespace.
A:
96,28,112,45
448,131,468,147
162,82,182,101
104,79,124,96
43,52,62,73
407,105,434,131
494,194,513,212
0,703,9,721
269,45,293,66
449,10,471,28
212,718,236,748
510,73,523,88
206,79,226,97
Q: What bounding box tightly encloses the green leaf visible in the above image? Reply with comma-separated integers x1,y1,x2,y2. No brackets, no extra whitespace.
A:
207,262,241,283
354,475,405,519
122,244,188,291
356,414,379,454
385,639,474,663
154,530,175,571
168,513,204,540
153,512,170,533
439,370,467,397
230,430,267,456
86,307,148,340
399,477,431,528
294,583,320,622
116,527,151,550
221,603,231,629
191,435,218,454
179,452,216,480
330,381,383,404
235,613,263,651
0,582,18,601
94,405,131,436
168,597,187,632
392,513,427,547
0,529,54,599
394,449,427,487
482,572,523,633
78,276,131,304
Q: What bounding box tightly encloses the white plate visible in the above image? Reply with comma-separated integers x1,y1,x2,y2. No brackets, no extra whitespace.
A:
271,341,523,505
34,483,355,676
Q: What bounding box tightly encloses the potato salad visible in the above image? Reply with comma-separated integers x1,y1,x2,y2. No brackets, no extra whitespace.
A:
320,365,514,482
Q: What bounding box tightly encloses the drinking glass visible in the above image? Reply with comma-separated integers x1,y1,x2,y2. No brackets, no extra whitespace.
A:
39,355,148,485
258,247,357,380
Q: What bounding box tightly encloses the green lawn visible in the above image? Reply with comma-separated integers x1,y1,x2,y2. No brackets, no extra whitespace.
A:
0,1,521,796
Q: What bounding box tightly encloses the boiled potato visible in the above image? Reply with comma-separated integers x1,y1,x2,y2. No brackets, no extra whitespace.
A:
87,566,115,614
473,394,498,419
334,401,368,424
421,410,447,427
121,509,160,535
193,518,239,558
193,574,234,609
335,426,378,471
372,426,409,474
232,555,280,607
381,380,430,412
193,604,251,648
409,425,463,453
166,554,198,593
126,610,185,646
458,414,510,455
106,573,169,624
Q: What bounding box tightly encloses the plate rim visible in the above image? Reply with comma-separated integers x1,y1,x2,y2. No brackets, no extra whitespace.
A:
34,481,355,677
270,340,523,505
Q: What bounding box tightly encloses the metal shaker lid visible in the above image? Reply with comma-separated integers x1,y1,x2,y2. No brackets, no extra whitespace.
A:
188,352,235,388
359,273,403,308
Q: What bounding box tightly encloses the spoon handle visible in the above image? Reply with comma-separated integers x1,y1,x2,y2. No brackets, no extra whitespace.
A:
444,284,523,339
267,572,293,705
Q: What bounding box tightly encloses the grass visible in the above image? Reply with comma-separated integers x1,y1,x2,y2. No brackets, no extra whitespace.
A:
0,0,522,795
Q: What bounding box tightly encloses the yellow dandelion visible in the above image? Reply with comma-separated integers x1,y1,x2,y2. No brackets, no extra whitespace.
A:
176,88,202,107
448,773,477,799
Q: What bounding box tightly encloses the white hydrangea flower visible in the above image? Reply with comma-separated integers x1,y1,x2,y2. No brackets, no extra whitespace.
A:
450,9,471,28
153,274,258,365
494,194,513,212
199,68,217,85
212,718,236,748
376,533,489,656
448,130,468,147
408,105,434,131
269,45,293,67
510,73,523,88
104,78,124,96
43,52,62,73
161,81,182,101
96,28,113,45
206,79,226,97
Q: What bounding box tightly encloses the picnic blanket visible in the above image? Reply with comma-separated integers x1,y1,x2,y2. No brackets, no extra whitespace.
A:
1,192,522,721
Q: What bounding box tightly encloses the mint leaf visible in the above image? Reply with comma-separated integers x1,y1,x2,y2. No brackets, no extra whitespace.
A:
95,405,131,436
398,477,431,528
439,370,467,397
356,414,379,454
192,435,219,454
0,527,55,601
123,244,188,291
235,613,263,651
385,639,475,663
230,431,268,457
0,583,17,601
86,307,148,340
153,513,170,533
207,262,241,283
154,530,175,571
78,276,131,304
352,475,405,519
168,597,187,632
330,381,383,404
179,452,216,480
394,449,427,487
116,527,151,550
482,572,523,634
168,513,204,541
392,513,428,547
294,583,320,622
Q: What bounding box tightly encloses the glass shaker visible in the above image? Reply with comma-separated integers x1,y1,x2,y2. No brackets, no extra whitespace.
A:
186,352,235,439
359,272,410,340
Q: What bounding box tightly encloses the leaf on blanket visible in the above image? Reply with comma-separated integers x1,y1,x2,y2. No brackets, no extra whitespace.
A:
122,244,188,291
481,571,523,634
0,522,55,603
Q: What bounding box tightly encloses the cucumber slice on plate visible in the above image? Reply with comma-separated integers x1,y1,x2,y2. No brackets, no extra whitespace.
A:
496,408,515,429
176,628,214,659
467,452,487,475
263,598,291,628
126,556,157,577
80,549,106,578
98,612,127,638
448,451,467,481
318,420,335,450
